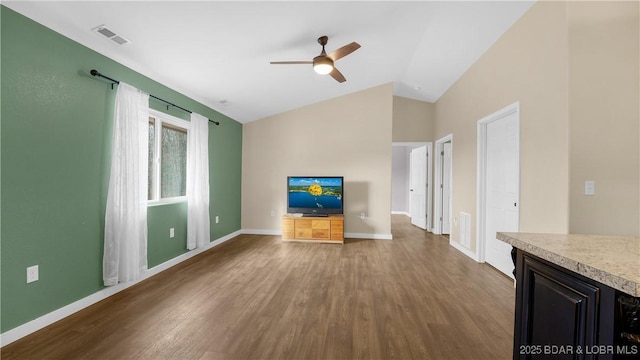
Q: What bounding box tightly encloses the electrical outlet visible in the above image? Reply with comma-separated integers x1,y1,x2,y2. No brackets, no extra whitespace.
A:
215,216,219,224
270,210,275,217
26,265,39,283
169,228,175,238
360,212,366,219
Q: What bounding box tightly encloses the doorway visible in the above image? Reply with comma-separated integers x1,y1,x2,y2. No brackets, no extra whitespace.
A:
391,142,432,231
477,102,520,278
434,135,453,235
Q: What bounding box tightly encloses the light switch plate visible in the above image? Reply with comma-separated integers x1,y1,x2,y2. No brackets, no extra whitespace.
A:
584,180,595,196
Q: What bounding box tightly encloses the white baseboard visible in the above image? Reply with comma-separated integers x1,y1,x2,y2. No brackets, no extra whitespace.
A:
0,230,242,347
0,281,135,347
243,229,393,241
241,229,281,236
0,227,396,346
345,232,393,240
391,211,410,216
449,238,480,262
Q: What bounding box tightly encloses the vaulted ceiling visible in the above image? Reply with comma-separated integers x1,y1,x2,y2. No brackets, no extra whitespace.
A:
4,1,535,123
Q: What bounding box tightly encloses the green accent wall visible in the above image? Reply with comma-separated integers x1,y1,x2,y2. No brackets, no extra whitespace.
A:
1,6,242,333
147,203,189,268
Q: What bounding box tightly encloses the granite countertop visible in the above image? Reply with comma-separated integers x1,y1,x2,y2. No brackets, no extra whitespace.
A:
497,232,640,297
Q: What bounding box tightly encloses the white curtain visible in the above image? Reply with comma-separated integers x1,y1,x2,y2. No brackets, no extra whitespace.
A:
187,112,211,250
103,82,149,286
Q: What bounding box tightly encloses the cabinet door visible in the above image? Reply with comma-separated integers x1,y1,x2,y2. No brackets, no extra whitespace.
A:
311,220,330,239
282,219,294,239
515,255,600,360
330,219,344,240
294,219,312,239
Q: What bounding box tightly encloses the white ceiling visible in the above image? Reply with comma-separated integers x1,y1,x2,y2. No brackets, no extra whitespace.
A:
4,1,535,123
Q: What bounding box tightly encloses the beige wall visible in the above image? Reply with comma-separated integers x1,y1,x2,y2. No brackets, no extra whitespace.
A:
392,96,435,142
241,1,639,245
568,1,640,236
434,0,640,254
242,83,393,237
434,1,571,252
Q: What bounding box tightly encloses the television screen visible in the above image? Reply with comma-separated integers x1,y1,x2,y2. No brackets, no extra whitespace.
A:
287,176,343,215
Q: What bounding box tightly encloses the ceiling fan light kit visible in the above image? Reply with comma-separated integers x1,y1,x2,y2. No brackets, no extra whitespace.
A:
271,35,361,83
313,56,334,75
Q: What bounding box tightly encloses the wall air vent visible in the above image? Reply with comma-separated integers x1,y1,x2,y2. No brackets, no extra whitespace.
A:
460,212,471,248
92,25,131,45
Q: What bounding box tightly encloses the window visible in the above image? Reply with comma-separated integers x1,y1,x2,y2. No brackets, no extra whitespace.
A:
148,110,189,202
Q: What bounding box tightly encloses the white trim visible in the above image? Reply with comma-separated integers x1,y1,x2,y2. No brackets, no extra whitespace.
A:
391,211,410,216
241,229,282,236
392,142,429,147
148,109,191,203
149,108,190,129
345,232,393,240
147,197,187,207
1,282,134,347
392,142,433,233
241,229,393,241
0,229,241,347
449,238,480,262
434,134,453,235
0,227,397,346
476,102,520,264
426,143,433,232
477,117,486,262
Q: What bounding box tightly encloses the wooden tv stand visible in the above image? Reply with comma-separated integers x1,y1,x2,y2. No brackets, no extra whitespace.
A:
281,214,344,244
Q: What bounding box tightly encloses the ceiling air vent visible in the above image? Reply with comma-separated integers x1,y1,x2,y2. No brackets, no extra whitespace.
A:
92,25,131,45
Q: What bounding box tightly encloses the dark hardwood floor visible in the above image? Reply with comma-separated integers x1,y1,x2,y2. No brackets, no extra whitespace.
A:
2,215,515,360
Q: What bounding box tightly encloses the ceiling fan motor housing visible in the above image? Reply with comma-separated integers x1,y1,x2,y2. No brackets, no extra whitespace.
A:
313,55,333,67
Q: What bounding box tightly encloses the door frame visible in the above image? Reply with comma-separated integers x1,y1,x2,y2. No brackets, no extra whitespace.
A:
434,134,453,235
392,142,432,231
476,101,520,263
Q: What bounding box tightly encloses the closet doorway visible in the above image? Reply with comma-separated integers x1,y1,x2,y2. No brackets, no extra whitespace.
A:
392,142,432,231
477,102,520,278
434,135,453,235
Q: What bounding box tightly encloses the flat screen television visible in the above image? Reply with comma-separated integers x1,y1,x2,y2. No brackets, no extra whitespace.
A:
287,176,343,216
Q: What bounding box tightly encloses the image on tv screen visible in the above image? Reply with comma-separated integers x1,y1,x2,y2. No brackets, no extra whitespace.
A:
288,177,343,210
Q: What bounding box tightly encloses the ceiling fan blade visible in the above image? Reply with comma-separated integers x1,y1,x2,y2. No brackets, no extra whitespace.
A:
270,61,313,65
329,67,346,83
328,42,361,61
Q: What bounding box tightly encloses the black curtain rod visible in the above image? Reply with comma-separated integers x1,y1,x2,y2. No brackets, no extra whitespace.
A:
90,69,220,126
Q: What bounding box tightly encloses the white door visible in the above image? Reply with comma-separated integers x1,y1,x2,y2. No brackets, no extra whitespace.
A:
410,146,427,229
441,143,452,234
484,111,519,277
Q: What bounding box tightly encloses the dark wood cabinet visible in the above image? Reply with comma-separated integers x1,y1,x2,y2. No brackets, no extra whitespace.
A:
513,250,621,360
501,232,640,360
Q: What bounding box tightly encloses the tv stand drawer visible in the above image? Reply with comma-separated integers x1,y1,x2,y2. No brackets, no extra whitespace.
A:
312,229,330,239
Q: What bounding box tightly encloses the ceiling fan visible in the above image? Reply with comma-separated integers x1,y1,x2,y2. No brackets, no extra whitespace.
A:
270,36,361,83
